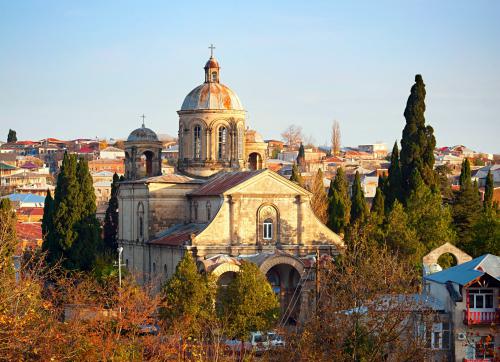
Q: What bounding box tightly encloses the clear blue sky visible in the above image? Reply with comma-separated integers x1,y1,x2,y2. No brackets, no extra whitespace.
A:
1,0,499,153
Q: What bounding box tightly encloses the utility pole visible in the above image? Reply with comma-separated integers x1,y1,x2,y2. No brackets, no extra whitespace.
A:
315,248,320,314
115,247,125,314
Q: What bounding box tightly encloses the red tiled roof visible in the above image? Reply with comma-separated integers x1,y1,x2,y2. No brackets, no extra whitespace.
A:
78,146,95,153
149,223,206,246
323,156,344,163
14,141,36,145
189,170,264,196
16,222,42,241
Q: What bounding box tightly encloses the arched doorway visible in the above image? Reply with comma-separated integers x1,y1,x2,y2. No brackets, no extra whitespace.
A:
266,264,301,325
248,152,262,170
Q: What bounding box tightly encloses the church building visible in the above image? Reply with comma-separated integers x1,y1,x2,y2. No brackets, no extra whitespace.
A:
118,51,344,322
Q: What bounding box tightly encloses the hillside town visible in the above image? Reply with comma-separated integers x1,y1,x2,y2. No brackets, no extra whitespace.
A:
2,1,500,361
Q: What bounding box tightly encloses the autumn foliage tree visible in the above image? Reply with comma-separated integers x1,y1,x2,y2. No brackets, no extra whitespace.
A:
310,169,328,224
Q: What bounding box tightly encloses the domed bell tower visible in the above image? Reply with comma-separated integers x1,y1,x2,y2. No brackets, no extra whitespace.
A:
177,45,247,177
124,119,163,180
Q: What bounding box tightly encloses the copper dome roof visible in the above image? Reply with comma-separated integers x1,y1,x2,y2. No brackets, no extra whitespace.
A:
181,82,243,111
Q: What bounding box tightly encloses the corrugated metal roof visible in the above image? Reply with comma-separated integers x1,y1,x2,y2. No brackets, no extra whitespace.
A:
189,170,264,196
425,254,500,285
2,193,45,204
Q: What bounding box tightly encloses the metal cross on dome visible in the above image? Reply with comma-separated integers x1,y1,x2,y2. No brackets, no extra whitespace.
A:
140,114,146,128
209,44,215,58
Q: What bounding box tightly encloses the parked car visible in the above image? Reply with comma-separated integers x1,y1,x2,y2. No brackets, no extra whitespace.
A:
268,331,285,348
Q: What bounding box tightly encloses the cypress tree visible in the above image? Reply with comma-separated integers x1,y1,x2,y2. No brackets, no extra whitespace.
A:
290,164,304,187
327,167,351,234
52,153,80,251
385,142,403,210
76,158,96,218
103,173,120,251
297,143,305,169
484,170,494,210
310,169,328,224
350,171,369,225
41,190,59,264
453,159,482,254
400,75,436,197
7,129,17,143
371,186,385,219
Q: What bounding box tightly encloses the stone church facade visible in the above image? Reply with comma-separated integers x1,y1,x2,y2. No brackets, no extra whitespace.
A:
118,53,344,322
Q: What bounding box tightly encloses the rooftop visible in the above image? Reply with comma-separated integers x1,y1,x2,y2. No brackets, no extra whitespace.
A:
149,223,207,246
189,170,264,196
424,254,500,286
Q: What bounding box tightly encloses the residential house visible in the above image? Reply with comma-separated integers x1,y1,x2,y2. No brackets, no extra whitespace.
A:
423,246,499,362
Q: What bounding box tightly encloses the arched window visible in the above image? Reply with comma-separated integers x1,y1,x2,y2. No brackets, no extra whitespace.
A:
137,202,144,240
211,71,217,82
193,125,201,159
206,201,212,220
218,126,227,159
238,126,243,159
193,201,198,221
263,218,273,240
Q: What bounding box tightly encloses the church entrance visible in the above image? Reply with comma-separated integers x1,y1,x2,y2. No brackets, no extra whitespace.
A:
248,152,262,170
266,264,301,325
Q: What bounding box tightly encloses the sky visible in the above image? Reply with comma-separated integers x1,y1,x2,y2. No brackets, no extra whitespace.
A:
0,1,499,153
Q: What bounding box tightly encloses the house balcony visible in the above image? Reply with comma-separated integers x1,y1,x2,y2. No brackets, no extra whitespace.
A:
463,309,500,325
463,359,494,362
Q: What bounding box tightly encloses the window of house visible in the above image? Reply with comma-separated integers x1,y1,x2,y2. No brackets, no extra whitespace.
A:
263,219,273,240
468,289,494,309
431,322,450,350
218,127,227,159
465,335,495,359
193,201,198,221
194,125,201,159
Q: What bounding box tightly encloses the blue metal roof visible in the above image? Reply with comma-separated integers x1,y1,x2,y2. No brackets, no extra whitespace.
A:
1,193,46,204
424,254,500,285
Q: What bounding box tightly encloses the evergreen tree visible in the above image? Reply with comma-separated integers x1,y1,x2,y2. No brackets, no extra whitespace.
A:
435,164,453,203
400,75,436,196
472,208,500,256
296,143,305,169
484,170,494,210
406,170,455,252
41,190,59,264
385,201,423,268
52,153,80,252
0,198,17,276
103,173,120,251
46,153,102,270
327,167,351,234
161,252,214,336
371,186,385,222
218,261,279,340
453,159,482,254
310,169,328,224
289,164,304,187
384,142,403,210
350,171,369,225
7,129,17,143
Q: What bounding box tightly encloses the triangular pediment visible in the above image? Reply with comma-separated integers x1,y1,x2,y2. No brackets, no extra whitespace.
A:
223,169,310,196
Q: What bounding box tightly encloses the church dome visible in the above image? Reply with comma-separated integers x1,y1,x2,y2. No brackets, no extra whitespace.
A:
180,54,244,111
181,83,243,111
127,125,159,142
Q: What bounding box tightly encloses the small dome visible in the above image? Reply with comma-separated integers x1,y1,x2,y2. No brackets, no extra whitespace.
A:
127,126,159,142
181,83,243,111
205,57,220,69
